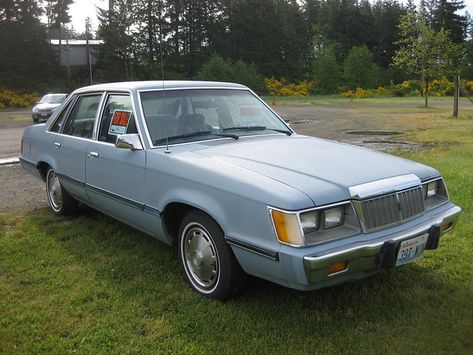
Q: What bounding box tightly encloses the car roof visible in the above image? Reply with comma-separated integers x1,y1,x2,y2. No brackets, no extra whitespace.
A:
72,80,248,94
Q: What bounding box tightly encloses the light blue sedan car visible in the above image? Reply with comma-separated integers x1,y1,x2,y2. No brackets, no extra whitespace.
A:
20,81,461,299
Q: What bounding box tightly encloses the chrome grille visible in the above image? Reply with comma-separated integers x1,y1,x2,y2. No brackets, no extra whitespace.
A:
359,187,425,231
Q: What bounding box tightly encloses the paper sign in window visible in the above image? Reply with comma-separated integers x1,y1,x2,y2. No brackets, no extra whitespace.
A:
240,106,263,126
109,110,132,135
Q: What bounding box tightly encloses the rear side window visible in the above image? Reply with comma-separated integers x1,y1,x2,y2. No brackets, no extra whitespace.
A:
98,94,137,143
62,95,102,139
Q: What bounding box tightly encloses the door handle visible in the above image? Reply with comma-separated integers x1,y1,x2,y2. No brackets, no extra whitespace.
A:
88,152,99,158
54,142,61,148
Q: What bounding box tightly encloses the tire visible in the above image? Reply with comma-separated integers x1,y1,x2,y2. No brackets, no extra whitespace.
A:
178,210,245,300
32,117,39,123
46,168,78,215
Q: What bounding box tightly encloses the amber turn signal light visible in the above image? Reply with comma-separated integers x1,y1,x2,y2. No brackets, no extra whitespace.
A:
328,261,348,275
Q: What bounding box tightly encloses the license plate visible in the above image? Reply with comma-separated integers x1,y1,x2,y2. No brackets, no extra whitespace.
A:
41,112,48,116
395,234,429,266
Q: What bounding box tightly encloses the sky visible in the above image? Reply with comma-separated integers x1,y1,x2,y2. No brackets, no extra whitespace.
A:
67,0,473,35
67,0,107,34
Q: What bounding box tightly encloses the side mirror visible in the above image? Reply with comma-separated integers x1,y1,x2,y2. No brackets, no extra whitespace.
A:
115,134,144,150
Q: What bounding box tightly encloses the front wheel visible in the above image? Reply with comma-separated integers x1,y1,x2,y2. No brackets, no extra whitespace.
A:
178,210,245,300
46,168,78,215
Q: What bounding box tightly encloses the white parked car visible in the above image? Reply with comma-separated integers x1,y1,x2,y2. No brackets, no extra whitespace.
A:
32,93,67,123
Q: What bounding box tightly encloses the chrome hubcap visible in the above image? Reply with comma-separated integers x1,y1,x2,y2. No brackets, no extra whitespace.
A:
47,171,62,211
183,225,218,289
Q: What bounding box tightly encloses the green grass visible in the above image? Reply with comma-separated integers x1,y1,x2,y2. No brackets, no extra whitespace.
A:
1,105,473,353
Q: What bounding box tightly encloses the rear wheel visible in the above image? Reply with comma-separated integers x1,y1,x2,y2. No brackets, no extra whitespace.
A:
178,210,244,300
46,168,78,215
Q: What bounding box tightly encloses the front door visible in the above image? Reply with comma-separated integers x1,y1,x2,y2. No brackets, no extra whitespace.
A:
85,93,153,234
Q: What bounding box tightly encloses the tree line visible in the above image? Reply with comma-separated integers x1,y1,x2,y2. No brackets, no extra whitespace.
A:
1,0,472,93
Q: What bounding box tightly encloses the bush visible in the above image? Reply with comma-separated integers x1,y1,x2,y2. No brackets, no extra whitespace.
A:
377,86,391,96
0,89,39,108
341,87,375,99
463,81,473,95
264,77,313,96
389,80,419,97
428,78,453,96
197,54,264,92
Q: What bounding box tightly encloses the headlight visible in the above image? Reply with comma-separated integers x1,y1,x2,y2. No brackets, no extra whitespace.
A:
300,210,319,234
422,178,449,210
426,181,438,198
270,203,360,247
324,206,344,229
32,107,38,113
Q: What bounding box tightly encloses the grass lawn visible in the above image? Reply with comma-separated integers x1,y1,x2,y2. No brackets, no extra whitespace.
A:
1,97,472,353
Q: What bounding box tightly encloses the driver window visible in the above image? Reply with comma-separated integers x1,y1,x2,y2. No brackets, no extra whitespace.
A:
98,94,137,143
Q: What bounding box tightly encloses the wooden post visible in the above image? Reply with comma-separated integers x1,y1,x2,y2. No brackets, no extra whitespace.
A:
453,75,459,117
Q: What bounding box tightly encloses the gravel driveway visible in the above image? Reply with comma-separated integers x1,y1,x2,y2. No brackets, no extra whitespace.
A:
0,164,46,213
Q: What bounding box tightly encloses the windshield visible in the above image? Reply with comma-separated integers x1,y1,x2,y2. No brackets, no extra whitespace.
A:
39,94,67,104
140,89,291,145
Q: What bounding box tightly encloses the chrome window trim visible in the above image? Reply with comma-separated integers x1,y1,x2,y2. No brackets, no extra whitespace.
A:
137,87,293,149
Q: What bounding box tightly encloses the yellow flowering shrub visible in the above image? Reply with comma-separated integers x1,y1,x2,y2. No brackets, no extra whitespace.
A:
377,86,391,96
463,81,473,95
264,77,313,96
341,87,374,99
0,89,40,108
428,78,453,96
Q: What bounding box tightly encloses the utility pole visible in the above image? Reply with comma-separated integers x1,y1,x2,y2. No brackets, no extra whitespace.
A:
86,17,93,85
453,75,460,117
65,27,71,89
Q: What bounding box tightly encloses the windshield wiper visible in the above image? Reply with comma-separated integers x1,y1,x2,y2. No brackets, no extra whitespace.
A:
222,125,292,136
154,131,238,145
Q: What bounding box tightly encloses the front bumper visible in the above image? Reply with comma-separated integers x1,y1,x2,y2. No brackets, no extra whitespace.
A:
32,112,52,121
303,205,461,286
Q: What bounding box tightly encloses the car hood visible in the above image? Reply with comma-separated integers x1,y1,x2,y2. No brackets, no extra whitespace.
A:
189,135,439,206
34,103,61,111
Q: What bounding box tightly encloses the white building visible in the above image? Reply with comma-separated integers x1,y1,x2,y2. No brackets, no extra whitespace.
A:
50,39,103,66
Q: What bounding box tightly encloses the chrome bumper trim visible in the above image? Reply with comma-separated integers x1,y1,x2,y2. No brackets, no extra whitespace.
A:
303,205,461,283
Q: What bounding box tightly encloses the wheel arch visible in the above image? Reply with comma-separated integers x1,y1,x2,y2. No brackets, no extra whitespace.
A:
37,161,51,181
161,201,226,246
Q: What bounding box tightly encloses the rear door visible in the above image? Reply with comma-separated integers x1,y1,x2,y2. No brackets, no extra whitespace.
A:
53,93,103,201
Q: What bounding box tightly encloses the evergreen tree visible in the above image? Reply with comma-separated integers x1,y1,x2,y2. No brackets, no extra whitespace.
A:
433,0,468,43
311,45,341,93
343,45,380,89
96,0,137,81
0,0,58,90
406,0,417,13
